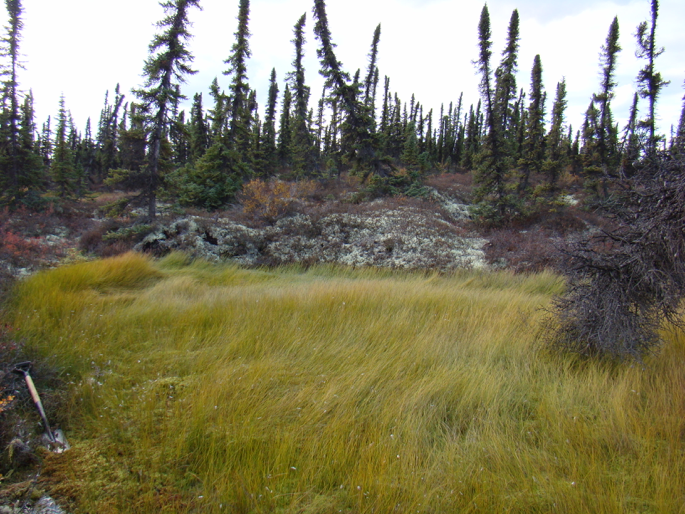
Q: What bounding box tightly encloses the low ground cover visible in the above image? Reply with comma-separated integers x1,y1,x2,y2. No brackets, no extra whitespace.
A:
4,253,685,513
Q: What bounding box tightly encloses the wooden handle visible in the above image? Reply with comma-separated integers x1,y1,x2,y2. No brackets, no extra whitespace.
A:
23,374,55,441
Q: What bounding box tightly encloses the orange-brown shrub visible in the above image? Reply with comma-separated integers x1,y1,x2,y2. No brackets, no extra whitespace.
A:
241,179,317,222
0,208,53,268
0,229,46,266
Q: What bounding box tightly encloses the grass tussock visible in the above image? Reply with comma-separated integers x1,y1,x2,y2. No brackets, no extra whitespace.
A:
6,252,685,513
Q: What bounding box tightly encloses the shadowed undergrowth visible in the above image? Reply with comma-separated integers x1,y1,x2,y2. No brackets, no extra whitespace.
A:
6,252,685,513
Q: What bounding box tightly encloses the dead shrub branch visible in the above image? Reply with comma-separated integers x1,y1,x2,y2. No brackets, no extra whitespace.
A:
546,153,685,359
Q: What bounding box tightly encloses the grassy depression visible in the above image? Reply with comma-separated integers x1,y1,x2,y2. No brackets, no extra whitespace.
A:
6,252,685,513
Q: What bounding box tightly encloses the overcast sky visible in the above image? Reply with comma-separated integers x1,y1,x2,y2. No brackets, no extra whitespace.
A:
7,0,685,140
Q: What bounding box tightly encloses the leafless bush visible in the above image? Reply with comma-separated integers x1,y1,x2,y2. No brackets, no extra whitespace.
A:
424,172,473,198
485,229,564,273
546,153,685,359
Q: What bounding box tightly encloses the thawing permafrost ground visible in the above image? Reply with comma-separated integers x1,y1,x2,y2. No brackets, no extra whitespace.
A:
138,202,487,270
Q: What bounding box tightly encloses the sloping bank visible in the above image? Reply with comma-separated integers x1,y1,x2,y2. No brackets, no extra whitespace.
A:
135,205,487,270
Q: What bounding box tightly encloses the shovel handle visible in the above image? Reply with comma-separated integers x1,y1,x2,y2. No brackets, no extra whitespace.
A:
12,363,56,443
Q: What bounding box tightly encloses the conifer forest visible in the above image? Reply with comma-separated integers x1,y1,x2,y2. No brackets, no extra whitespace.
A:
0,0,682,220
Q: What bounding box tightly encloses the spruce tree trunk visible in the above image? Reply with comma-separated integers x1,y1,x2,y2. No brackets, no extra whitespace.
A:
147,125,163,219
9,75,19,194
7,6,21,197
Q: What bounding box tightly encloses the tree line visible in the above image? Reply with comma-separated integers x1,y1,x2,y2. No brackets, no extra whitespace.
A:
0,0,683,222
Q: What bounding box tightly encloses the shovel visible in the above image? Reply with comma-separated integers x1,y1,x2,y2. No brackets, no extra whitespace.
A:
12,362,70,453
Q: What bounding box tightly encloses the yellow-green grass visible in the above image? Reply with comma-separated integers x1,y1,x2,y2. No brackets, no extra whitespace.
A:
6,252,685,513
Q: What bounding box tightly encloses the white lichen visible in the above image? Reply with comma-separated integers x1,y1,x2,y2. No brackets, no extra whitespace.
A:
136,206,487,271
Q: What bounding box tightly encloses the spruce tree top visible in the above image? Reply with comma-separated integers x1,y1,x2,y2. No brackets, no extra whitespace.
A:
135,0,201,115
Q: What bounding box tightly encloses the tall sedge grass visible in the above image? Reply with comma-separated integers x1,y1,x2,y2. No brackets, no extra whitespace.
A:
7,252,685,513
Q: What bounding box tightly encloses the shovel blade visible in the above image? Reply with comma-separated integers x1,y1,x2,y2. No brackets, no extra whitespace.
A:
41,429,70,453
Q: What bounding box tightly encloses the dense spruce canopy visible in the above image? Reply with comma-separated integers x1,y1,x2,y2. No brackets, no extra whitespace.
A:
472,5,511,223
584,17,621,198
519,54,545,192
0,0,42,207
494,9,520,139
288,13,313,174
0,0,680,226
1,0,22,197
225,0,252,152
676,81,685,153
133,0,201,217
545,79,568,186
636,0,669,157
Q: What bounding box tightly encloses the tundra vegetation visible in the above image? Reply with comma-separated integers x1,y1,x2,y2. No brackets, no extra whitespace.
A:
1,0,685,510
1,253,684,512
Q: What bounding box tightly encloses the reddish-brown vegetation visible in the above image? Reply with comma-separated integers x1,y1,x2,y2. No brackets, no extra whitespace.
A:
0,173,606,292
